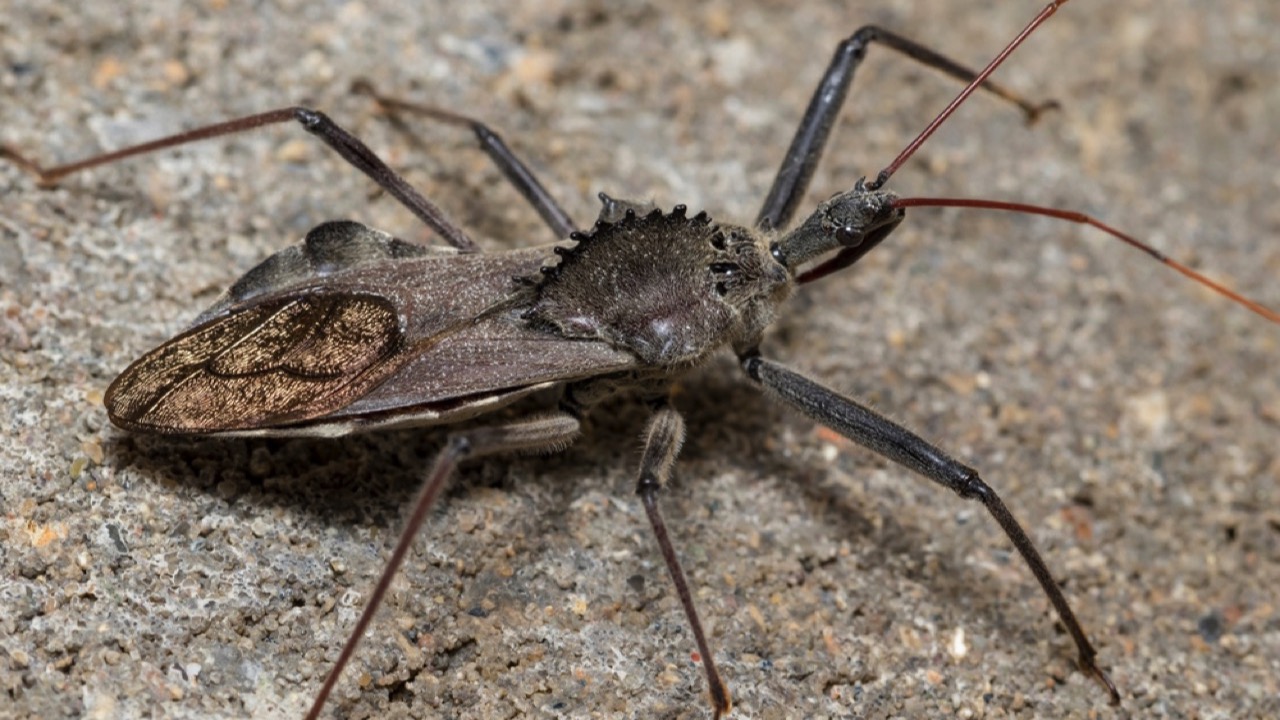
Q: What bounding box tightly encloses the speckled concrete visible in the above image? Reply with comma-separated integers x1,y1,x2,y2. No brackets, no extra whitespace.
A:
2,2,1277,719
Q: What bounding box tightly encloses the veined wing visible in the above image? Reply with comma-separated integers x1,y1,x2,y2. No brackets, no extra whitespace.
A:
105,220,640,434
105,292,408,433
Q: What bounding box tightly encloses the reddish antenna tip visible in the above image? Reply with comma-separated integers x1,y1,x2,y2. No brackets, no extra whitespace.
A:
892,196,1280,325
871,1,1071,190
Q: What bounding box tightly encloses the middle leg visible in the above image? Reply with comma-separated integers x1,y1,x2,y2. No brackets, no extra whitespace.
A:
354,80,578,240
634,399,731,718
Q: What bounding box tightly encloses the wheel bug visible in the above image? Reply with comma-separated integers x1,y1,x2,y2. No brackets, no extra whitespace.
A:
2,1,1280,717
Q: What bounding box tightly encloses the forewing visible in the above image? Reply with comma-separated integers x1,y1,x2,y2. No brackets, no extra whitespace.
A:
106,220,537,434
332,311,640,421
106,220,644,435
106,293,405,433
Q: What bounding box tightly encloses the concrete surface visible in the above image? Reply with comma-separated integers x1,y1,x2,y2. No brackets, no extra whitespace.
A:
2,1,1277,718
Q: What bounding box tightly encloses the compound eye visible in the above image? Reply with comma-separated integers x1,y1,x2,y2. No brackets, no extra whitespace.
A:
835,224,863,247
769,242,786,264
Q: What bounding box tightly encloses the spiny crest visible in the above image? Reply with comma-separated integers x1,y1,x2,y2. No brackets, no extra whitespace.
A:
536,203,714,284
518,202,749,366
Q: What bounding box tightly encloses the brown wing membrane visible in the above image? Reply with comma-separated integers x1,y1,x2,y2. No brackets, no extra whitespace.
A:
106,293,405,433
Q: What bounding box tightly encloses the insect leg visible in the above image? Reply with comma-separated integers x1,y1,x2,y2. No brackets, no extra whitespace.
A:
305,412,581,720
755,26,1056,232
1,107,478,251
353,80,577,240
634,401,731,718
739,354,1121,704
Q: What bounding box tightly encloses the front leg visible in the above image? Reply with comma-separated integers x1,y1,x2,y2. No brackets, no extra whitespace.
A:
755,25,1056,232
739,353,1121,704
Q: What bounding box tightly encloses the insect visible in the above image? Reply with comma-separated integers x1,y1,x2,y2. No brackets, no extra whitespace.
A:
4,1,1277,718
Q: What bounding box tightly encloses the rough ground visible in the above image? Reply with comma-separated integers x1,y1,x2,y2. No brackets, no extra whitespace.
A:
2,1,1277,718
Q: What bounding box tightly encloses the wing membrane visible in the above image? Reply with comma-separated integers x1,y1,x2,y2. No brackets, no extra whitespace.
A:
106,294,404,433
